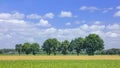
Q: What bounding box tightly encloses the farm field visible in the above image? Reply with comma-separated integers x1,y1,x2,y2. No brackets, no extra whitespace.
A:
0,55,120,68
0,60,120,68
0,55,120,60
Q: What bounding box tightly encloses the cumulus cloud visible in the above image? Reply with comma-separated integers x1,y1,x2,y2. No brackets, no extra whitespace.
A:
0,19,120,49
65,22,71,26
44,13,54,19
106,32,118,38
107,23,120,30
116,6,120,10
37,19,51,27
27,14,41,19
0,19,26,25
0,11,120,49
0,12,24,20
114,10,120,17
102,8,113,13
94,21,102,25
60,11,72,17
80,6,114,13
80,6,99,12
27,13,54,19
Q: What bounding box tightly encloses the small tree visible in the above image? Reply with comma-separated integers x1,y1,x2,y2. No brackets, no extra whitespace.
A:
52,38,60,55
22,42,31,55
61,40,69,55
15,44,22,55
31,43,40,55
42,39,53,55
69,37,84,56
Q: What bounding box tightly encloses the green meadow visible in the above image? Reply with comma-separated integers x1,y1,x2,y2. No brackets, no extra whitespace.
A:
0,60,120,68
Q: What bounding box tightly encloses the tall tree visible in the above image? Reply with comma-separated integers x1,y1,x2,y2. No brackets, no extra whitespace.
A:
68,40,74,53
42,38,60,55
15,44,22,55
69,37,84,55
61,40,69,55
84,34,104,55
22,42,31,55
52,38,60,55
43,39,53,55
31,43,40,55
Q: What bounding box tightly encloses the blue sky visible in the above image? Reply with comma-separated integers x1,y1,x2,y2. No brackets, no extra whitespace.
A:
0,0,120,49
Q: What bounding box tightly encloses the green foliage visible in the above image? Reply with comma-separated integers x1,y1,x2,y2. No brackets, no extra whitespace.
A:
13,33,105,55
15,44,22,55
69,37,84,55
101,48,120,55
31,43,40,55
43,38,60,55
84,34,104,55
0,60,120,68
22,42,31,55
61,40,70,55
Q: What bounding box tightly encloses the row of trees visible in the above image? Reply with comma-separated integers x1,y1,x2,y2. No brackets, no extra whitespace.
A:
1,48,120,55
15,34,104,55
15,43,40,55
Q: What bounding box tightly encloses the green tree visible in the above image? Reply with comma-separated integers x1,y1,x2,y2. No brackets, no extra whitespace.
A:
68,40,74,54
22,42,31,55
42,38,60,55
31,43,40,55
15,44,22,55
43,39,53,55
69,37,84,55
84,34,104,55
61,40,70,55
52,38,60,55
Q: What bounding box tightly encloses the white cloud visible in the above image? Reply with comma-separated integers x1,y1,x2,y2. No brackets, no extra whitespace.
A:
107,23,120,30
0,21,120,49
37,19,51,27
102,8,113,13
114,10,120,17
65,22,71,26
27,13,54,19
80,6,99,12
0,19,26,25
0,12,24,20
0,12,120,49
90,25,105,31
44,13,54,19
94,21,102,25
80,6,114,13
60,11,72,17
116,6,120,10
80,24,89,30
27,14,41,19
106,32,118,38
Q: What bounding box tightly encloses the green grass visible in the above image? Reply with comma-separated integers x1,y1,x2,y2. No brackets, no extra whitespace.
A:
0,60,120,68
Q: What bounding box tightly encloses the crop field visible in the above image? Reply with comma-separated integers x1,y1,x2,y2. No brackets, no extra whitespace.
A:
0,55,120,68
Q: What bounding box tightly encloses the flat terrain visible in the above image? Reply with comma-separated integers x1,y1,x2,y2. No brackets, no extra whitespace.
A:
0,55,120,60
0,60,120,68
0,55,120,68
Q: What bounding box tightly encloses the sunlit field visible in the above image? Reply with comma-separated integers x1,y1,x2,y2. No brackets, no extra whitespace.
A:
0,55,120,68
0,55,120,60
0,60,120,68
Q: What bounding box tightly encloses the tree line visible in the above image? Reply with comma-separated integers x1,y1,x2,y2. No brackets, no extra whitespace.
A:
15,34,105,55
1,48,120,55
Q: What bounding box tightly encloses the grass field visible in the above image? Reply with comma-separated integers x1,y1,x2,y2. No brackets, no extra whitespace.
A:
0,55,120,68
0,60,120,68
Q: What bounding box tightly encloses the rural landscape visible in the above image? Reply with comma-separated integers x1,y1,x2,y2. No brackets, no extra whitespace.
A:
0,0,120,68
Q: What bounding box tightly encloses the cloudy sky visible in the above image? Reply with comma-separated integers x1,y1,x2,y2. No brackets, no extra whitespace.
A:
0,0,120,49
